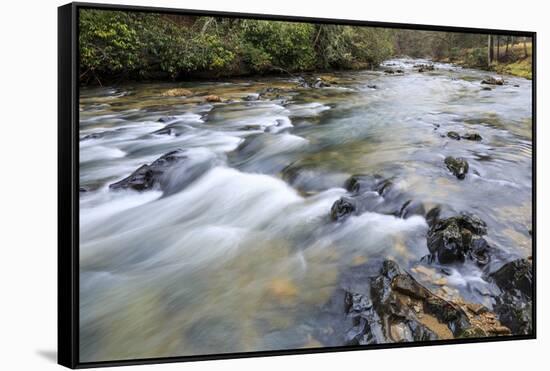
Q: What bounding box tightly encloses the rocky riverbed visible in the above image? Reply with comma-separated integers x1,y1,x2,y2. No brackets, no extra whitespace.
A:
79,58,533,362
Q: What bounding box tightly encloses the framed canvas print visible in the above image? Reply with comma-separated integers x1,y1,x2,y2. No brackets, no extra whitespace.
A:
58,2,536,368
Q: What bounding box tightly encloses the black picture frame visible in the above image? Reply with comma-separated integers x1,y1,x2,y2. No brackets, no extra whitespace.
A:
58,2,537,368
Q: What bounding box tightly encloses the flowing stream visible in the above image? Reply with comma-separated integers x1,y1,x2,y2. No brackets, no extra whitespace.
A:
79,59,532,362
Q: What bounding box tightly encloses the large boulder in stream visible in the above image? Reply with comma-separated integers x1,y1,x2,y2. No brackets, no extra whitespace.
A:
487,258,533,335
109,149,215,194
481,77,504,86
461,132,483,141
447,131,461,140
426,211,492,265
110,150,188,191
330,175,425,221
319,259,509,345
444,156,469,180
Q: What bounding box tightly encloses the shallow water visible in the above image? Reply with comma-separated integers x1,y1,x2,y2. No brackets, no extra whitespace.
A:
79,59,532,361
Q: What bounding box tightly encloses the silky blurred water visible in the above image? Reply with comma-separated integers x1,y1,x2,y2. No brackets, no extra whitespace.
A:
79,59,532,361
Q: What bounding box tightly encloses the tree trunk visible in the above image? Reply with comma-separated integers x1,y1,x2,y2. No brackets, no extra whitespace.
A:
523,37,528,58
496,36,500,63
505,36,510,57
487,35,493,66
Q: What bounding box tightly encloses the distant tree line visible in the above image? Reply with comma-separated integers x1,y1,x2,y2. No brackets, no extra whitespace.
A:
79,9,394,84
393,30,531,69
79,10,532,84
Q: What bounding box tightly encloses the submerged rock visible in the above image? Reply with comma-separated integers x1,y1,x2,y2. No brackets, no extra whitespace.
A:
297,76,331,88
417,64,435,73
481,77,504,85
81,132,105,141
444,156,469,180
331,174,425,221
109,150,188,191
344,174,387,194
399,199,426,219
160,88,192,97
487,259,533,335
243,93,260,101
330,198,356,221
204,94,222,102
447,131,461,140
426,212,491,265
461,132,482,141
258,87,290,100
281,164,347,194
152,127,177,136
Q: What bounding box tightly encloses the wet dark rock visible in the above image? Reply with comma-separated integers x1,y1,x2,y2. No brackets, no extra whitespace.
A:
396,69,404,74
329,259,472,344
415,64,435,73
344,174,385,194
468,237,491,265
367,84,377,89
426,213,490,265
447,131,461,140
297,76,330,89
425,205,461,228
330,198,356,221
426,207,442,227
487,259,533,335
399,200,426,219
384,69,395,74
81,132,105,141
461,132,482,141
258,87,290,100
109,150,188,191
79,187,88,193
481,86,492,91
481,77,504,85
330,193,382,221
444,156,469,180
157,116,178,123
490,259,532,298
493,291,532,335
152,127,177,136
243,93,260,101
332,174,425,221
427,218,465,264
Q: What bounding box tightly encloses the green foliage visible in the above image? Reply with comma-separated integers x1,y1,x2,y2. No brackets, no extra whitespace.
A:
80,11,238,81
240,20,316,73
463,47,488,68
79,10,143,76
79,9,396,83
315,26,393,69
80,10,529,83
